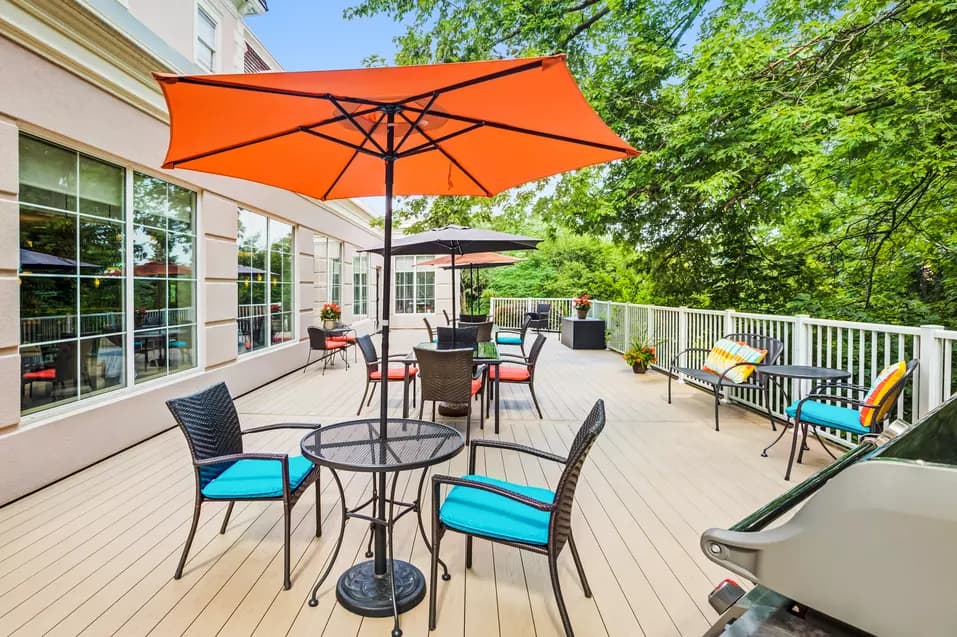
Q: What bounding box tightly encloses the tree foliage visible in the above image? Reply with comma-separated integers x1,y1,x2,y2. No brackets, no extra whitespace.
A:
346,0,957,325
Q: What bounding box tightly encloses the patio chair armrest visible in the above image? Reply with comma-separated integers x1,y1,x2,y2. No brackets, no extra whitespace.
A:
242,422,321,434
807,381,870,394
668,348,711,368
431,474,554,512
496,329,522,336
498,352,529,361
800,393,879,410
195,452,287,466
386,353,411,360
469,439,566,471
717,361,765,387
472,364,487,380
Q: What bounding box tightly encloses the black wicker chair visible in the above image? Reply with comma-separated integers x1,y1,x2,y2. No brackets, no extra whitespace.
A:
303,326,350,374
488,333,547,419
495,314,532,356
429,399,606,637
414,346,484,443
528,302,551,334
355,334,417,415
166,383,321,590
436,326,478,349
667,333,784,431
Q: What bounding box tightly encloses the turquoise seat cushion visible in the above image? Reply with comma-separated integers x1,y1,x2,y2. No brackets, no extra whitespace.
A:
496,333,523,345
786,400,868,435
202,455,314,499
439,474,554,545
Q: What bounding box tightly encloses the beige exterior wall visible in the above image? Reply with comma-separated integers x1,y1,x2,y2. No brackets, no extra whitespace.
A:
0,3,384,503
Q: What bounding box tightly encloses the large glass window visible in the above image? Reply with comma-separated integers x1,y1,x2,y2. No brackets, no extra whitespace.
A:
329,239,342,306
238,210,294,353
19,136,126,414
132,173,197,383
395,256,435,314
353,254,368,316
196,6,217,72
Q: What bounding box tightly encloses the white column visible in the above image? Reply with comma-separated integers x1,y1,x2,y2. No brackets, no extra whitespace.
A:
918,324,945,418
677,307,689,367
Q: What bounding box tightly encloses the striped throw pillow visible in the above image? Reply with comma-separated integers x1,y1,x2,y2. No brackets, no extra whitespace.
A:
860,361,907,426
702,338,768,384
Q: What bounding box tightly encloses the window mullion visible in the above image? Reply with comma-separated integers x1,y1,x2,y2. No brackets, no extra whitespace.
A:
124,168,134,389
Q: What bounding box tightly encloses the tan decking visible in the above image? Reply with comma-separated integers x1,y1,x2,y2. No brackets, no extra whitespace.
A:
0,332,830,637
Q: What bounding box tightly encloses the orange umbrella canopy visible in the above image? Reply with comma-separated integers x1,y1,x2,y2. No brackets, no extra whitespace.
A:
415,252,523,269
155,55,637,200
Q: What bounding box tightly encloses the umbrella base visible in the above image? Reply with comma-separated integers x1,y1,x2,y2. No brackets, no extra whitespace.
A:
437,401,469,417
336,559,426,617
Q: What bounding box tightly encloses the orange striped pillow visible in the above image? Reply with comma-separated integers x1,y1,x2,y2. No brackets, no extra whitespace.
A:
860,362,907,426
702,338,767,383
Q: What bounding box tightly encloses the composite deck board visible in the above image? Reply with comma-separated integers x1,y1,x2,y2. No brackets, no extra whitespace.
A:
0,331,828,637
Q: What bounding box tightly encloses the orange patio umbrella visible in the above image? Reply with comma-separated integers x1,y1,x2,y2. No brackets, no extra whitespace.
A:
416,252,524,314
155,54,636,627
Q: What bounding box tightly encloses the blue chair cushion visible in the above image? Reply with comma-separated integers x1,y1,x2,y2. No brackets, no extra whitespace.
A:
439,474,554,545
786,400,868,435
202,455,314,499
496,333,523,345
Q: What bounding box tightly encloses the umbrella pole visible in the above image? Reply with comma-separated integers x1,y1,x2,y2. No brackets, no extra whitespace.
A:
451,253,456,329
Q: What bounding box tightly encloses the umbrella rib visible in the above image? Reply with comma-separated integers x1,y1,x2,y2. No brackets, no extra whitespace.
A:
394,93,438,153
322,112,387,199
396,123,485,159
167,76,391,106
397,112,490,196
403,106,636,155
327,96,387,156
395,59,546,108
300,128,384,157
163,108,380,167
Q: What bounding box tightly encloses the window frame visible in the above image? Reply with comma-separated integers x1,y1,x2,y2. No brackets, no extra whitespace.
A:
195,4,218,72
394,255,436,315
353,253,368,317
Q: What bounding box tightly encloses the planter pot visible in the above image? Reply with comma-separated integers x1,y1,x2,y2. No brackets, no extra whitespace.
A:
576,309,589,319
632,363,648,374
323,319,338,329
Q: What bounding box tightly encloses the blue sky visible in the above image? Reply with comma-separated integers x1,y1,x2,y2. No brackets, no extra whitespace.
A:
246,1,401,71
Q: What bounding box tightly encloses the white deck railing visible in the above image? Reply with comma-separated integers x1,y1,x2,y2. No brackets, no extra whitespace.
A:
490,297,955,445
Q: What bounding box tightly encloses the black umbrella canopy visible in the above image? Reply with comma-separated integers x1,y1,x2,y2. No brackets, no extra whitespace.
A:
363,225,540,256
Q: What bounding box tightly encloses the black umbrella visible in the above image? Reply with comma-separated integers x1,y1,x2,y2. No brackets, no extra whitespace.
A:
20,248,98,270
364,225,540,327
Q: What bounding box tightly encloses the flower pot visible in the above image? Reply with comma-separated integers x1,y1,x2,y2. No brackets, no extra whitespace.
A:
323,319,337,330
576,309,588,319
632,363,647,374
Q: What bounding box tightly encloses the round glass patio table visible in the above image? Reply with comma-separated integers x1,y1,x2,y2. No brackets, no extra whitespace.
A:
756,365,852,460
300,418,464,636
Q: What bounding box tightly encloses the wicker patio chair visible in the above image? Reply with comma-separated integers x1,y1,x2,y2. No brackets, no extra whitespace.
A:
488,333,547,418
423,317,438,343
495,314,532,356
303,326,350,374
436,326,478,349
356,334,418,415
429,399,605,637
667,333,784,431
528,302,551,334
414,346,484,444
783,359,918,480
165,382,321,590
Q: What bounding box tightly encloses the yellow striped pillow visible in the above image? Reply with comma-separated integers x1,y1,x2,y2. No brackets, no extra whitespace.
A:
860,361,907,426
702,338,767,383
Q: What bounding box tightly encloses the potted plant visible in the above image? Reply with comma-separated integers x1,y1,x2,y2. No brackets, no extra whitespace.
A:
623,338,660,374
573,294,592,319
320,302,341,329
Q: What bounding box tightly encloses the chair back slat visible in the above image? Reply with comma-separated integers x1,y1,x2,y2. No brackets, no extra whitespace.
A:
357,335,379,374
550,399,605,552
442,309,452,325
414,346,475,404
424,317,435,342
519,314,532,338
166,382,243,487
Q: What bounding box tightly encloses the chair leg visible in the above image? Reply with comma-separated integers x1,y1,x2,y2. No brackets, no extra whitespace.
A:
548,550,575,637
784,419,802,481
529,383,543,419
419,398,425,420
432,402,436,420
175,498,202,579
667,367,673,404
367,382,377,406
713,387,721,432
219,501,234,534
429,525,442,630
466,404,472,445
357,381,370,416
797,423,811,463
315,475,322,538
303,350,312,373
413,376,417,408
568,532,591,597
283,503,292,590
465,536,473,569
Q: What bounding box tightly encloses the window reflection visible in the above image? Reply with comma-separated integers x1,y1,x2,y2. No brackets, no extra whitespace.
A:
238,211,294,353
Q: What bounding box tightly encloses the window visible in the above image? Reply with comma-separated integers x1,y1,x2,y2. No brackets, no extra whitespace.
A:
329,240,341,306
395,256,435,314
132,174,197,384
19,136,126,414
353,254,368,316
195,6,217,72
237,210,294,353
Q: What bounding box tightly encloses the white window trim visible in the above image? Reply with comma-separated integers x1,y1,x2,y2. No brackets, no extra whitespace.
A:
394,256,436,315
195,2,219,72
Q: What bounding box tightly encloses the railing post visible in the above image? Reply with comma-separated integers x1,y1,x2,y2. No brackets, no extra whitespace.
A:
489,297,496,324
647,306,655,343
678,306,688,367
624,304,631,349
918,324,944,418
723,309,735,336
791,314,811,406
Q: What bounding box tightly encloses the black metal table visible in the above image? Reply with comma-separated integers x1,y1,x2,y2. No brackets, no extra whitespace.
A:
756,365,852,470
322,325,358,364
300,419,464,637
401,341,504,433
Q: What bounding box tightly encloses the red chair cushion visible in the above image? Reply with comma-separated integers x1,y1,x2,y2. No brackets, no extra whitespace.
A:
489,366,530,381
369,366,419,380
24,368,56,381
327,335,356,343
471,378,483,396
324,341,349,350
